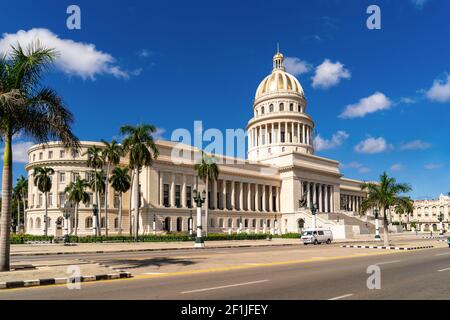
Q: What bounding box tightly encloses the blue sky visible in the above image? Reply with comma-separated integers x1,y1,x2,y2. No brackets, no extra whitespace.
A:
0,0,449,199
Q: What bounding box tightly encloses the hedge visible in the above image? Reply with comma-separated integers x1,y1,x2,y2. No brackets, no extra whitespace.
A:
66,233,272,243
273,233,300,239
11,234,54,244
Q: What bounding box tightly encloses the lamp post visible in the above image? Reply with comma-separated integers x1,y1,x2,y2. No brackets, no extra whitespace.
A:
310,203,317,229
188,210,193,237
193,189,206,248
153,214,156,235
92,204,99,236
239,216,243,233
62,202,72,244
374,208,381,241
438,212,444,236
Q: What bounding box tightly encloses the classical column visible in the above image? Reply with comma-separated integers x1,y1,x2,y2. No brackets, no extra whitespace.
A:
278,122,281,143
276,186,280,212
262,185,267,211
269,186,273,212
247,183,251,211
330,186,334,212
258,126,262,147
212,179,217,209
324,185,329,213
255,184,260,211
222,179,226,210
312,183,316,207
306,182,311,208
159,171,163,206
170,173,175,207
181,174,186,208
297,123,300,143
317,184,322,212
231,181,235,210
239,182,244,211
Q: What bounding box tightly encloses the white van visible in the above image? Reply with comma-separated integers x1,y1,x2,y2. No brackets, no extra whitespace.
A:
301,229,333,245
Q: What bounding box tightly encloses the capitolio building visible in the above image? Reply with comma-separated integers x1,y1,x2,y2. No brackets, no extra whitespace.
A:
25,50,373,238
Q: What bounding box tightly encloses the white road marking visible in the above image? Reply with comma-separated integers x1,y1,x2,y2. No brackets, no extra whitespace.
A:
436,252,450,256
376,260,401,266
328,293,354,300
181,280,269,294
437,267,450,272
144,272,168,275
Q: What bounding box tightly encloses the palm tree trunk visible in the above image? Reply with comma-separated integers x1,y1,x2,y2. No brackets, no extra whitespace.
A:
74,203,79,236
22,197,27,233
383,207,390,246
118,193,123,236
134,168,140,241
104,163,110,236
44,192,48,236
129,171,135,236
0,129,12,271
205,178,209,236
94,168,101,236
17,198,20,234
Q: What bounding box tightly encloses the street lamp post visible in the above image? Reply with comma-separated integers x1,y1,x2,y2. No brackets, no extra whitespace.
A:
193,189,206,248
62,202,72,244
374,208,381,241
438,212,444,236
188,210,193,237
310,203,317,229
153,214,156,235
92,204,99,236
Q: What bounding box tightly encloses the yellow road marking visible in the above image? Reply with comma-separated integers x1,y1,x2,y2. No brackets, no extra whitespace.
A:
0,247,434,293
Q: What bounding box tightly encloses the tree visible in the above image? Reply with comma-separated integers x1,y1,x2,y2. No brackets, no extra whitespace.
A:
33,167,55,236
0,43,79,271
88,169,106,232
120,124,159,240
13,176,28,233
194,152,219,236
65,178,90,236
84,145,104,235
361,172,412,246
101,139,123,236
394,197,414,229
110,167,131,235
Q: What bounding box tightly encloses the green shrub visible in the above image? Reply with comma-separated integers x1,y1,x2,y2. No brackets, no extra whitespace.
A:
11,234,54,244
273,233,300,239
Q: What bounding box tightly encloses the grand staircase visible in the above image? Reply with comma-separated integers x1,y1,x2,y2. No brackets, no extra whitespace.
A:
324,212,380,234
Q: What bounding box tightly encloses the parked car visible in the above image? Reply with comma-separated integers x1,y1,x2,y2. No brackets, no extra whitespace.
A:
301,229,333,245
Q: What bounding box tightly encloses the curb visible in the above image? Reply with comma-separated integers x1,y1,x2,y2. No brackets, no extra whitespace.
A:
0,272,131,290
340,245,434,251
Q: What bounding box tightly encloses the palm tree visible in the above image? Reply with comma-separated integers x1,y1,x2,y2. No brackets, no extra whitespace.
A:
88,169,106,232
33,167,55,236
0,43,79,271
394,197,414,230
361,172,412,246
120,124,159,240
14,176,28,233
101,139,123,236
12,190,20,233
110,167,131,235
65,178,90,236
84,145,104,235
194,152,219,236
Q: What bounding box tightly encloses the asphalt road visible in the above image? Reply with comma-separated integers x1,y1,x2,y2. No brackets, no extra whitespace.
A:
2,245,450,299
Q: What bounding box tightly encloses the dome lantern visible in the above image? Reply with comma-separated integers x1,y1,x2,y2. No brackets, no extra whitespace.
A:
273,44,285,71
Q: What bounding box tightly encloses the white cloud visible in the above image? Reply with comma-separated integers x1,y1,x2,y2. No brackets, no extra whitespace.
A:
0,28,130,80
424,163,443,170
340,161,370,173
400,140,431,151
411,0,430,9
340,92,392,119
355,137,392,154
0,141,34,163
314,131,349,151
284,57,312,76
390,163,404,172
400,97,416,104
426,75,450,103
311,59,351,89
154,127,166,140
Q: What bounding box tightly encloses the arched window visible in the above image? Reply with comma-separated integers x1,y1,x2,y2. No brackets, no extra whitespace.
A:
244,219,249,228
29,218,34,229
164,217,171,232
228,218,233,228
290,103,294,111
269,104,274,112
279,103,284,111
260,219,264,228
219,218,224,228
85,217,93,228
114,218,119,229
252,219,257,228
177,217,183,232
101,217,106,228
210,218,215,228
36,217,41,229
261,107,265,114
267,219,271,228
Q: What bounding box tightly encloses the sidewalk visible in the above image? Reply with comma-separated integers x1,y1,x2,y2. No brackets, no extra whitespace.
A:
11,233,437,257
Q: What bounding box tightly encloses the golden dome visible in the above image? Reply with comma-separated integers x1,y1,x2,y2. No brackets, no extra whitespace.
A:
255,65,304,100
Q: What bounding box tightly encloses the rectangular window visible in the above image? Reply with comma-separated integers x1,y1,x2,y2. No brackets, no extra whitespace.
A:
60,150,65,158
48,151,53,159
175,185,181,208
86,172,94,182
59,192,65,206
85,193,92,207
100,195,106,208
281,132,285,143
59,172,65,183
39,152,43,160
163,184,170,207
48,193,53,207
38,194,43,208
72,172,80,181
186,186,192,208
